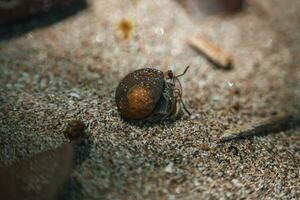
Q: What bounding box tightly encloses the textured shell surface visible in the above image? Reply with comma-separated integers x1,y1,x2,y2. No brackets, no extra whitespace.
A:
115,68,165,120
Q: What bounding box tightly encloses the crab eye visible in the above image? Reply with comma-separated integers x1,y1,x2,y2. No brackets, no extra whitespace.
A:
164,70,173,79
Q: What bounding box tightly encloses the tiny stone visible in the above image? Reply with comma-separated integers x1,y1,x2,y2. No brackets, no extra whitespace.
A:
69,92,81,99
153,27,165,35
164,162,174,173
64,120,86,140
212,95,221,101
191,113,201,120
227,81,234,87
232,179,242,188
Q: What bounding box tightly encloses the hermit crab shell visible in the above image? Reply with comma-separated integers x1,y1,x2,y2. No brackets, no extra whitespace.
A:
115,68,165,120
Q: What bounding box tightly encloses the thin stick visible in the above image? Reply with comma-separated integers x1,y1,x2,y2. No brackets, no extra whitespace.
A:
187,35,233,69
220,113,300,142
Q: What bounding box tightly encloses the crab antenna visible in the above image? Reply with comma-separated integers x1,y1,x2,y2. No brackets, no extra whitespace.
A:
175,66,190,78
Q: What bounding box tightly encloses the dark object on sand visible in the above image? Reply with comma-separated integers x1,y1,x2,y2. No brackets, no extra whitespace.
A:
0,137,93,200
115,67,190,122
177,0,244,16
220,113,300,141
0,143,74,200
0,0,85,25
64,120,86,140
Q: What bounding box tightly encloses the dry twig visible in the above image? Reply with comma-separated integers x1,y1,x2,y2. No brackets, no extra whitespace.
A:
188,34,233,69
220,113,300,142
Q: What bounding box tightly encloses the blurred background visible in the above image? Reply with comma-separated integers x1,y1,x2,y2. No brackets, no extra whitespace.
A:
0,0,299,199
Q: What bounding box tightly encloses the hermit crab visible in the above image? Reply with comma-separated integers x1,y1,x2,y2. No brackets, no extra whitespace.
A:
115,66,191,122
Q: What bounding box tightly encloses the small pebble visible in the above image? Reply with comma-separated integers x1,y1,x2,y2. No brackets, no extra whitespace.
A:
164,162,174,173
64,120,86,140
69,92,81,99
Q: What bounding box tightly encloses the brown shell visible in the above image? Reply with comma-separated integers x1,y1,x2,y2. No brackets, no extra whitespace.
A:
115,68,165,120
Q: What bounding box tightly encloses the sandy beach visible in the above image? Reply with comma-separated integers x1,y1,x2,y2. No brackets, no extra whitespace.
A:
0,0,299,199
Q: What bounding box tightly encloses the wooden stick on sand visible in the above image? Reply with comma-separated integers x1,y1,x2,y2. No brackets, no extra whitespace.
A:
220,113,300,142
188,35,233,69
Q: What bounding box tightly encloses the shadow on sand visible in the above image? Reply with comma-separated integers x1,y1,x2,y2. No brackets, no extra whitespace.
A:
0,0,87,42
